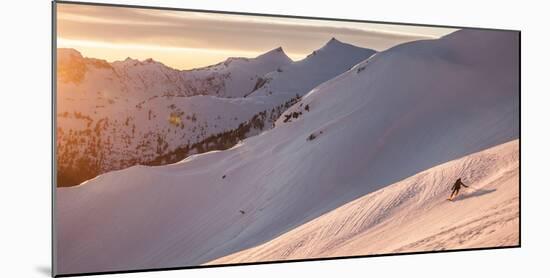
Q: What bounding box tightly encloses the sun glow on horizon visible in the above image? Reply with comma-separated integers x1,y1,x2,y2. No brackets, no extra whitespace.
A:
56,3,457,70
57,38,309,70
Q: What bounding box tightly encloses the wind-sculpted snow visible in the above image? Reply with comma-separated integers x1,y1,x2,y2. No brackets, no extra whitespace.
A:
56,29,519,275
210,140,519,263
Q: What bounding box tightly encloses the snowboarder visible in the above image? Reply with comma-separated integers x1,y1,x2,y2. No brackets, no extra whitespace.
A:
448,178,469,201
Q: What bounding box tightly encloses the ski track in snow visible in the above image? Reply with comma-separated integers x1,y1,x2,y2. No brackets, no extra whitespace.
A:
209,140,519,264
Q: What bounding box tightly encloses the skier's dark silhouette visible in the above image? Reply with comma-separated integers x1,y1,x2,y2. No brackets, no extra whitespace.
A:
448,178,469,200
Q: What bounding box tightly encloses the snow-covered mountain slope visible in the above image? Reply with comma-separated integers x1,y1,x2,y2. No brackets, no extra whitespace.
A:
56,88,301,187
268,29,519,190
247,38,376,98
56,41,373,187
209,140,519,264
56,29,519,275
58,46,292,99
185,47,293,98
56,47,294,187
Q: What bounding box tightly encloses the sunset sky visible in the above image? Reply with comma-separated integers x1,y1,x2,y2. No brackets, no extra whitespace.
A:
56,3,457,70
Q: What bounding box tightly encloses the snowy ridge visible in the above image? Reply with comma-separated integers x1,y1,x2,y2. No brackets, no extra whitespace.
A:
182,47,293,98
56,29,519,275
209,140,519,264
247,38,376,98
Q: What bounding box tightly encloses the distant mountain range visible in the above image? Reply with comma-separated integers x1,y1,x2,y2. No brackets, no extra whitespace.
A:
56,39,376,186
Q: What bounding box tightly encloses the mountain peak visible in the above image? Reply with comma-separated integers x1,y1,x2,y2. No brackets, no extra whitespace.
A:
323,37,347,49
329,37,340,43
300,38,376,61
255,46,292,63
113,57,167,69
57,48,83,60
261,46,286,56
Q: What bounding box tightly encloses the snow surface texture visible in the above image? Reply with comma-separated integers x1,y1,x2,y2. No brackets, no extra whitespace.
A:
56,29,519,275
209,140,519,264
56,41,375,187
